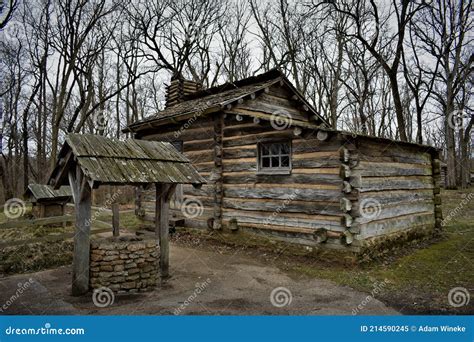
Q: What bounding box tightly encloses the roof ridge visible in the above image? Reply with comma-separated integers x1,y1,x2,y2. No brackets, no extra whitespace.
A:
182,68,283,101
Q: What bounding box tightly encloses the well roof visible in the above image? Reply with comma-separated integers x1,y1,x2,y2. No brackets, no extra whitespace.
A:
49,134,206,187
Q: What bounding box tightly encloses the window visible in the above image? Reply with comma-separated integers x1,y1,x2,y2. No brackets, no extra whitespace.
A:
258,141,291,174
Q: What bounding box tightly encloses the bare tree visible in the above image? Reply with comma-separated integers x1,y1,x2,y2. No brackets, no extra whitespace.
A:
414,0,473,188
0,0,17,29
315,0,431,141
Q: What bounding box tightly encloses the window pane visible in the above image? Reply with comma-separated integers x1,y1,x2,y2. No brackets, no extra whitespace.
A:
262,157,270,168
271,157,279,167
259,142,291,171
270,144,280,155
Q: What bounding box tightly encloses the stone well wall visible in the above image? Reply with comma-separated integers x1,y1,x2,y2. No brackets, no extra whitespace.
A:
90,236,159,293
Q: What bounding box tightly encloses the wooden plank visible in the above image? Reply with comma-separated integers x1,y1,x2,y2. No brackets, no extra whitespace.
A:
222,197,341,215
156,183,176,279
353,201,435,224
358,212,435,239
350,175,435,191
69,165,92,296
223,187,343,201
222,172,342,186
353,161,433,176
223,183,340,190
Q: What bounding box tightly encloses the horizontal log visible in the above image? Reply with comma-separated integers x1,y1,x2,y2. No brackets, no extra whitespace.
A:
236,100,308,122
223,173,342,186
223,208,341,222
292,168,340,175
350,174,434,191
244,227,361,251
357,140,432,164
222,197,342,215
353,161,432,177
357,189,435,205
353,201,435,224
223,187,343,201
223,130,294,148
292,138,341,153
183,139,214,152
357,212,435,239
223,183,340,191
292,158,341,168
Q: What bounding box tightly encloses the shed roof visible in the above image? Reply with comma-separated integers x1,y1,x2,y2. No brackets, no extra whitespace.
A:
49,134,206,187
124,69,328,133
24,184,72,202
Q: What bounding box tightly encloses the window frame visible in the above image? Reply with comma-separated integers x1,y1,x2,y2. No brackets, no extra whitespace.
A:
257,140,292,175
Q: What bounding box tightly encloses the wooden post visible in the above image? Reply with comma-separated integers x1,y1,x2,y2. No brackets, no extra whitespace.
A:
68,165,92,296
112,203,120,237
155,183,176,279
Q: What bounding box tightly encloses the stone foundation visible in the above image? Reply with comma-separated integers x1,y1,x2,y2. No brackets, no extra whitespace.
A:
90,236,159,293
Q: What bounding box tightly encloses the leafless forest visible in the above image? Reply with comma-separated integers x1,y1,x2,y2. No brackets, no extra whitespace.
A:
0,0,472,201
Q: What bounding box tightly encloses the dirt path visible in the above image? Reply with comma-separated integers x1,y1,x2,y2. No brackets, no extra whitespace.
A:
0,243,398,315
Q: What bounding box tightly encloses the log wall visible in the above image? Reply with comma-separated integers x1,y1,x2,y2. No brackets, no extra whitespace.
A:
137,116,216,229
347,137,439,246
220,88,349,249
133,82,440,254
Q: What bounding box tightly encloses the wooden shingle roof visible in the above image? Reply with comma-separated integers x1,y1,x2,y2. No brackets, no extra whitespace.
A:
49,134,206,187
24,184,72,202
124,69,328,133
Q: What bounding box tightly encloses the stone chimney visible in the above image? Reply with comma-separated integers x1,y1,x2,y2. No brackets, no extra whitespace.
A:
165,73,202,108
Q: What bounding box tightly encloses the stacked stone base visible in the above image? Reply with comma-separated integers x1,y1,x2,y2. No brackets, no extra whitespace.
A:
90,236,159,293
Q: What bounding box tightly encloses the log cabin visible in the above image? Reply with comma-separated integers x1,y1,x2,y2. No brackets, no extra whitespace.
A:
123,69,442,255
24,184,72,218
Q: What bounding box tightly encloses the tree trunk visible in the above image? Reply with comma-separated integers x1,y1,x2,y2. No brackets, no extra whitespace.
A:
389,73,408,141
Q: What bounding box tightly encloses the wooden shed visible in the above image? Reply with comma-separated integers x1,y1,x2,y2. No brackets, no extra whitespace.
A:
48,133,205,295
24,184,72,218
124,69,443,255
